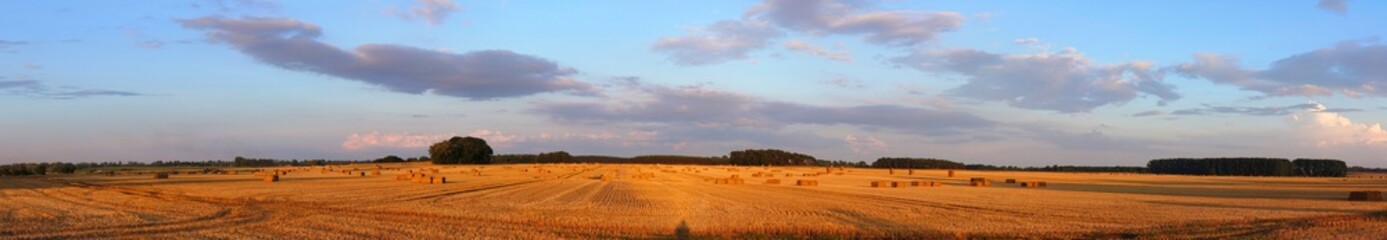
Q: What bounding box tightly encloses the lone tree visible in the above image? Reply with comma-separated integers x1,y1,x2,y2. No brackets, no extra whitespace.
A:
429,136,493,164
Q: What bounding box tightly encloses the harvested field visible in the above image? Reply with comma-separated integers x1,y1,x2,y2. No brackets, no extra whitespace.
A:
2,163,1385,239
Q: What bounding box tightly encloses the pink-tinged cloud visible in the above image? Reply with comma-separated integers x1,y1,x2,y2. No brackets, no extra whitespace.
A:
397,0,461,26
784,40,852,62
467,129,526,147
341,132,453,151
844,135,887,154
343,130,667,152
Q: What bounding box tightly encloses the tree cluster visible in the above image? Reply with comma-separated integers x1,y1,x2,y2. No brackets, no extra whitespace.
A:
429,136,493,164
1146,158,1348,176
871,158,966,169
373,155,405,163
728,149,817,166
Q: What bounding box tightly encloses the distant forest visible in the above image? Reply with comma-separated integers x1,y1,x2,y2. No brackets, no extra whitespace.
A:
1147,158,1349,177
1,145,1381,176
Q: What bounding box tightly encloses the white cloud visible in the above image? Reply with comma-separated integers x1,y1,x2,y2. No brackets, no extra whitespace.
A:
1013,38,1039,45
1291,103,1387,147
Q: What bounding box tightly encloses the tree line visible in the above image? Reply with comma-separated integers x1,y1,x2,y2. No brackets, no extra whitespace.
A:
871,158,966,169
1147,158,1348,177
0,163,79,176
729,149,818,166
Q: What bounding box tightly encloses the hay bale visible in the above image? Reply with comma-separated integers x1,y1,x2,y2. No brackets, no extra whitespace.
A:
153,172,169,179
969,178,990,187
871,181,884,188
1349,191,1383,201
891,181,904,188
796,180,818,186
263,175,279,182
1005,179,1017,184
765,179,781,184
910,181,923,187
371,170,381,176
948,170,955,177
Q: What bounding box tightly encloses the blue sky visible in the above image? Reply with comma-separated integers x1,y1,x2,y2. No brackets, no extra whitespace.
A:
2,0,1385,167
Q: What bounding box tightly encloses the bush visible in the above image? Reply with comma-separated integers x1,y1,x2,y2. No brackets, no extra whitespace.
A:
374,155,405,163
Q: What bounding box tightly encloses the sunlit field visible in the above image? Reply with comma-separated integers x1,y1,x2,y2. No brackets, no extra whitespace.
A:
2,163,1384,239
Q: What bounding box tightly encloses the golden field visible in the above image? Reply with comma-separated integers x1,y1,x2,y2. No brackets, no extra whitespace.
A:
1,163,1385,239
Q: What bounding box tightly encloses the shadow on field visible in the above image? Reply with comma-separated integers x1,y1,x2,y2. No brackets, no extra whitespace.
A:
0,177,68,190
1043,183,1341,200
1140,200,1366,214
63,175,367,188
1095,178,1387,188
1086,210,1387,239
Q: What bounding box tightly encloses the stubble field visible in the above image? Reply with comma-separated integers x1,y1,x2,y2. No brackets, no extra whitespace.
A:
1,163,1385,239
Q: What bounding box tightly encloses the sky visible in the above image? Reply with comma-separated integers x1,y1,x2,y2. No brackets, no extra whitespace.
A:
1,0,1385,167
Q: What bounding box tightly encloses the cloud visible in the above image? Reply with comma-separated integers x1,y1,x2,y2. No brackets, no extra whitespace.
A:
1,77,144,99
892,48,1181,113
784,40,852,62
531,82,993,134
0,40,28,48
651,0,962,65
1174,40,1387,98
342,132,452,151
1131,110,1165,117
1021,126,1166,152
1317,0,1348,15
1169,103,1332,116
844,135,887,154
1291,105,1387,147
1013,38,1039,45
396,0,460,26
747,0,963,46
180,16,593,100
651,20,784,66
820,77,865,88
189,0,280,13
466,129,529,148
